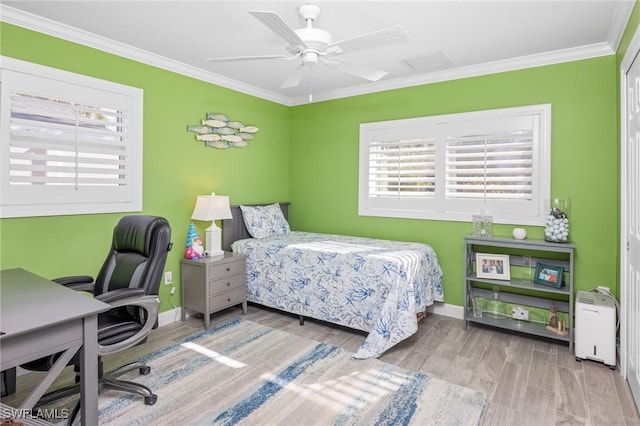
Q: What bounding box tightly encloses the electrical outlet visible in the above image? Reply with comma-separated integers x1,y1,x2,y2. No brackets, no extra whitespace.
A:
511,306,529,321
597,285,610,293
164,271,172,285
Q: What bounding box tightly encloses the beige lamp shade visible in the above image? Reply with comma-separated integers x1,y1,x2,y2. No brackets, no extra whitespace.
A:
191,194,232,221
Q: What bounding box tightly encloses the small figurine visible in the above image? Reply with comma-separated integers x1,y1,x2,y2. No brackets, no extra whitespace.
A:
545,307,567,335
184,222,204,260
548,307,557,328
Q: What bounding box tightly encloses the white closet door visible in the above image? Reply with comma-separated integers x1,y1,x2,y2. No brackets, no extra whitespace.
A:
623,33,640,411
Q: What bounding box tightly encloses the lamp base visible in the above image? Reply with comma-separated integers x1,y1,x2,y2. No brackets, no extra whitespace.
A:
204,223,225,257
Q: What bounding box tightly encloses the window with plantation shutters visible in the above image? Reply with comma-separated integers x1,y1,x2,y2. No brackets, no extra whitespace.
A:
359,105,550,225
368,138,436,198
445,130,533,201
1,57,143,218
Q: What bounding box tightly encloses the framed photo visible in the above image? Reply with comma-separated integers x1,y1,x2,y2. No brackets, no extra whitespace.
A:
476,253,511,280
534,263,564,288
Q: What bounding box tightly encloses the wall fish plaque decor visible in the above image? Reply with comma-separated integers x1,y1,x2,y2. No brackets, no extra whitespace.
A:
187,113,259,149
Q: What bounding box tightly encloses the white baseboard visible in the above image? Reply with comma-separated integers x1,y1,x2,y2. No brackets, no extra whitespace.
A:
158,307,182,327
427,302,464,319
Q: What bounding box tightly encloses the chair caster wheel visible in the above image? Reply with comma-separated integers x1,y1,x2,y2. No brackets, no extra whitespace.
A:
140,366,151,375
144,394,158,405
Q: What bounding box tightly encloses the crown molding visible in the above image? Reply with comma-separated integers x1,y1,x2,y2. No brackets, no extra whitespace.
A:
0,5,291,106
290,42,615,105
1,4,622,108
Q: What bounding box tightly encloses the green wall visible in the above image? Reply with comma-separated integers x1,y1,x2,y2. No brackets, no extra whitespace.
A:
0,23,290,311
1,13,633,312
289,58,619,306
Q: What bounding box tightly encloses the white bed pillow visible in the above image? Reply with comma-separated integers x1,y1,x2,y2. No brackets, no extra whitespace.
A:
240,203,290,239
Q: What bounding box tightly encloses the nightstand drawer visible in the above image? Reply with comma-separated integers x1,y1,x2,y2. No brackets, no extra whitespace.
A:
209,259,246,278
209,287,246,312
209,274,245,295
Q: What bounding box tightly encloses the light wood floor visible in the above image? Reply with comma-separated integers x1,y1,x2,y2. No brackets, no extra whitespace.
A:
4,304,639,426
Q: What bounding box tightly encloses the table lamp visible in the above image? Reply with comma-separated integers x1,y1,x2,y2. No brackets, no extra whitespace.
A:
191,193,232,257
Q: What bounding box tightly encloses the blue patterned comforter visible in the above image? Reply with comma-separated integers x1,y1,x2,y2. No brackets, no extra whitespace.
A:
231,232,444,359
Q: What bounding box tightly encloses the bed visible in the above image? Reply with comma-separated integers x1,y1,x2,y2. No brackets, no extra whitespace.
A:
222,203,444,359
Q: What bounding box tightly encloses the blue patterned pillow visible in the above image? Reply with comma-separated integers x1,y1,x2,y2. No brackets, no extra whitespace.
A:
240,203,290,239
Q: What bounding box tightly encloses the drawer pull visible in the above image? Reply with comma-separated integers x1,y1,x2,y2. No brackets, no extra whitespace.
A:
227,298,231,302
226,282,231,287
226,267,231,272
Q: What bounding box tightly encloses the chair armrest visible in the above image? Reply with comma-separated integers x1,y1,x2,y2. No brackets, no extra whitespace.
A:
97,295,160,356
52,275,95,292
95,288,146,304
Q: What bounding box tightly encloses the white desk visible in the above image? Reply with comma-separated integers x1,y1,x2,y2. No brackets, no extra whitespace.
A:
0,268,109,425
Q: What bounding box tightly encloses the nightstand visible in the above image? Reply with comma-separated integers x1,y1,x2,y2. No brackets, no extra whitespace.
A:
180,252,247,329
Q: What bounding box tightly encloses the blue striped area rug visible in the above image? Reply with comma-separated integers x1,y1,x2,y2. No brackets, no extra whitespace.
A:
97,318,486,425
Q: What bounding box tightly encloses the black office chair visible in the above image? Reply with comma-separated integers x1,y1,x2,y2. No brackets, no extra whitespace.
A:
22,215,172,419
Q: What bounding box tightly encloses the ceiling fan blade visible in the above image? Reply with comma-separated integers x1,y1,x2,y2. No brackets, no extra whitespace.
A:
249,10,307,49
322,58,388,82
206,54,294,62
327,25,409,55
281,65,309,89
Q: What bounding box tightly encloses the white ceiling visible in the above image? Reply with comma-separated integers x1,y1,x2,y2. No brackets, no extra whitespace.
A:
1,1,636,105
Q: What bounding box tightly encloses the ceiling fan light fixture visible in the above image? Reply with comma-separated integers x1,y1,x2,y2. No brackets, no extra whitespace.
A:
302,51,319,65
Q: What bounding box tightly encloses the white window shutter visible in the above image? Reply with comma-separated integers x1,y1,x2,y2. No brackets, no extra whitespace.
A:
368,138,436,199
1,57,143,218
445,130,534,201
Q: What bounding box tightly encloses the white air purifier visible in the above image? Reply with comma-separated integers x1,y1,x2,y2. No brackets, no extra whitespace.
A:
575,290,616,368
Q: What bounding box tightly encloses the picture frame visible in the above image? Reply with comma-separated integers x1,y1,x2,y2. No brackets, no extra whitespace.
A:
476,253,511,280
534,262,564,288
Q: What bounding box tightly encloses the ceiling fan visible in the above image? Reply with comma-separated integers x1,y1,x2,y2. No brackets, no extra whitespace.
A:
206,4,410,89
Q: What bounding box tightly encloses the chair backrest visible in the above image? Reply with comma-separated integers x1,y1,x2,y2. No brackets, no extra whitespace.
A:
93,215,172,297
